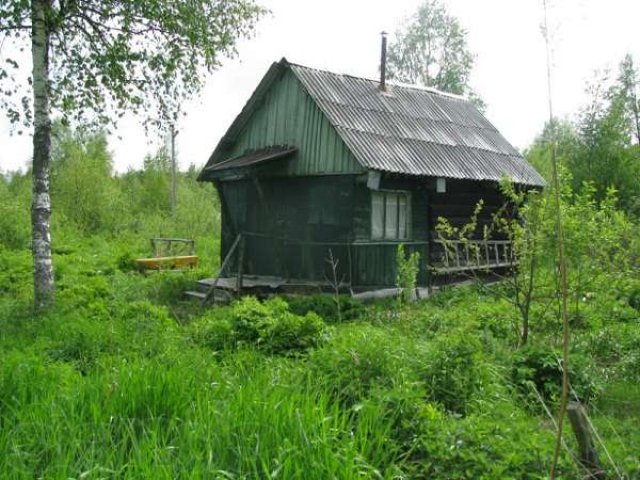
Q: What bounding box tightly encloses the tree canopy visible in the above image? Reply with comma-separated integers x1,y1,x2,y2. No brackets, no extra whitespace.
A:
1,0,265,128
1,0,265,309
386,0,481,106
526,54,640,218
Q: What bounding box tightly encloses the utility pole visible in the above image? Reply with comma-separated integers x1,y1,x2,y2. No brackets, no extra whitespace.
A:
170,124,179,217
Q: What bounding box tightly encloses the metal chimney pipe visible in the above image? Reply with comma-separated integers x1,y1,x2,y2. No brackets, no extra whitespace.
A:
380,31,388,92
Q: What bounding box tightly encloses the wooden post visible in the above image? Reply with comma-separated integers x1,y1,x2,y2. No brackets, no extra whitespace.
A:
484,241,489,267
203,233,242,305
443,242,449,269
567,401,605,479
236,234,245,298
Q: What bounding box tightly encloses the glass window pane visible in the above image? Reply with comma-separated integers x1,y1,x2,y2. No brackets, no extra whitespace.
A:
371,191,384,239
385,193,398,239
398,194,407,239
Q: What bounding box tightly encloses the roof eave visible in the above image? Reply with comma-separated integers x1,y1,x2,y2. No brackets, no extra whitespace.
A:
197,58,291,182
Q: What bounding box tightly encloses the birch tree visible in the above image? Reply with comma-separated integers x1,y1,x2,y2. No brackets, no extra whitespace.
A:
0,0,264,310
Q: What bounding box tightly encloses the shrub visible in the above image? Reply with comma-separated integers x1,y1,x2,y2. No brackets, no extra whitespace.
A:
233,297,328,355
419,329,504,415
410,407,575,479
511,344,602,406
628,286,640,311
309,325,422,406
188,309,235,352
286,294,365,324
396,244,420,304
192,297,329,356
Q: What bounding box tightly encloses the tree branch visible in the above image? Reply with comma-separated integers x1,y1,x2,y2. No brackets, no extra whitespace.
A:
0,25,32,31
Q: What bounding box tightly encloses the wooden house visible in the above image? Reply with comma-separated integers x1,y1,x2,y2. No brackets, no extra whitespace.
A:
197,58,544,293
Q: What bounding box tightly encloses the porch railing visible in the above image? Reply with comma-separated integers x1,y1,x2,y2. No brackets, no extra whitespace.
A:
433,239,515,273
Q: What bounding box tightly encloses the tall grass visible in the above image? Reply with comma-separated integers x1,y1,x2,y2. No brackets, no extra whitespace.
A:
0,348,406,479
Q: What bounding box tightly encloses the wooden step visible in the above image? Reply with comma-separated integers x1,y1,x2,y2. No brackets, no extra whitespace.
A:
185,289,234,304
184,290,206,300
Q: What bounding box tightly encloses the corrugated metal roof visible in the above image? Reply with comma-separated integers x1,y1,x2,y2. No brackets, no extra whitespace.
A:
289,62,545,186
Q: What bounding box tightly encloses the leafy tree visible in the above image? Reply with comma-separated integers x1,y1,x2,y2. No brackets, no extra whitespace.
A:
616,54,640,145
526,56,640,217
525,119,580,183
0,0,265,309
50,124,123,235
386,0,482,106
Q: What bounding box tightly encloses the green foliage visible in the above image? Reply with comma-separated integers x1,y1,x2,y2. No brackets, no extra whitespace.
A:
395,244,421,304
232,297,328,355
2,0,266,127
409,406,575,479
309,324,422,406
511,345,602,405
420,330,504,415
1,117,640,477
526,55,640,217
192,297,329,356
286,294,365,324
0,174,30,249
387,0,482,107
50,125,124,235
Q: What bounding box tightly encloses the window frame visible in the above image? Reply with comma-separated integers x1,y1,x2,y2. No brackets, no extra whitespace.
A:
370,190,411,240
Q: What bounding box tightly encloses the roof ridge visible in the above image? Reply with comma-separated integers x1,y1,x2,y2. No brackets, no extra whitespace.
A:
284,58,469,101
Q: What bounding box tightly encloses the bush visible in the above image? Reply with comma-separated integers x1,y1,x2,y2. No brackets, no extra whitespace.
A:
286,294,365,324
309,325,422,406
410,407,575,479
396,244,420,304
511,344,602,406
419,329,504,415
628,286,640,311
188,309,235,352
192,297,328,356
233,297,327,355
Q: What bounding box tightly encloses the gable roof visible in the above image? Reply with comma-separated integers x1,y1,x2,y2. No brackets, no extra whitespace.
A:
200,58,545,187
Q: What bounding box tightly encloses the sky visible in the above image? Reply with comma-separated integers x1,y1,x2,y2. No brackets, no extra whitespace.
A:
1,0,639,174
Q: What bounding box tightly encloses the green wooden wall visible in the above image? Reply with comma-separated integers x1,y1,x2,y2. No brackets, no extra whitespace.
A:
428,179,508,266
218,70,363,177
218,174,431,288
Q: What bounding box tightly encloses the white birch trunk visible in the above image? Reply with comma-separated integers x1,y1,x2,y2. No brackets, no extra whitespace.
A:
31,0,55,309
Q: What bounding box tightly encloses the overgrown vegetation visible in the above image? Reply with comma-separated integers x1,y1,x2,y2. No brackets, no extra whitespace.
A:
1,84,640,477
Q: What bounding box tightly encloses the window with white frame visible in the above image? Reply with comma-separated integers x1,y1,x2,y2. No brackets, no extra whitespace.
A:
371,190,411,240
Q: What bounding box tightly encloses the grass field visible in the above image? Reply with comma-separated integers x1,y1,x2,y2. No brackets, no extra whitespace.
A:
1,237,639,479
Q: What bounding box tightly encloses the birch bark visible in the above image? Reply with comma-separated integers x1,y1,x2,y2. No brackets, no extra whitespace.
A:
31,0,54,309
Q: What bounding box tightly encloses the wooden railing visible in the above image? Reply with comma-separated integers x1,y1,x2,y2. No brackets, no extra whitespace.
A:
150,237,195,257
433,239,515,273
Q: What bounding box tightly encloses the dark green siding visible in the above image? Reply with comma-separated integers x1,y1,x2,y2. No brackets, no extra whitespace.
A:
219,174,430,287
219,70,362,176
428,179,508,265
351,176,430,286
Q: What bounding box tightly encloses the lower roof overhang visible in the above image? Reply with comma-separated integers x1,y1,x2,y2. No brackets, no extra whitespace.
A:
199,145,297,181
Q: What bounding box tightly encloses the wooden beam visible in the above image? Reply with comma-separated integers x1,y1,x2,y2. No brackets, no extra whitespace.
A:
203,234,242,305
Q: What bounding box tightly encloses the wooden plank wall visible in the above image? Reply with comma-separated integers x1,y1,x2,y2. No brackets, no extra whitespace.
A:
216,175,505,287
429,179,510,266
